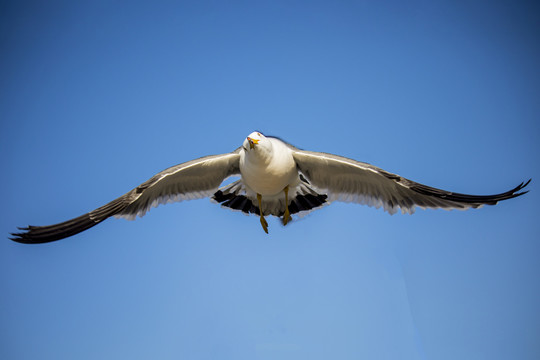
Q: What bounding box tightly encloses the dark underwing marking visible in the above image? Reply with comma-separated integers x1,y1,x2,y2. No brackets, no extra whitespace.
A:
212,190,328,216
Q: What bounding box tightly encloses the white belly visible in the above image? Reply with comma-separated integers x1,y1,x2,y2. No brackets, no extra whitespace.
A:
240,143,298,196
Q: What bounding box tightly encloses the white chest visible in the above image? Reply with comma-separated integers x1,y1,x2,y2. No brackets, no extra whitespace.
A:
239,141,298,196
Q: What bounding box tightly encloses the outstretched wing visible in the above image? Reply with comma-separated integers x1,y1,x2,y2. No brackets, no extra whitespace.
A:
11,151,241,244
292,150,530,214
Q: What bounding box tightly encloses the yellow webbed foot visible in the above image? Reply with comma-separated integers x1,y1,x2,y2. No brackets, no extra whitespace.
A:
282,208,292,226
260,215,269,233
257,193,269,234
282,185,292,226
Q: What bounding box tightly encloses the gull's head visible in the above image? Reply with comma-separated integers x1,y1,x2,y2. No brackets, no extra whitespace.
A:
244,131,265,150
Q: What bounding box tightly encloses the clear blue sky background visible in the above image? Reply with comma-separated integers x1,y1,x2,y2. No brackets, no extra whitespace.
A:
1,1,539,359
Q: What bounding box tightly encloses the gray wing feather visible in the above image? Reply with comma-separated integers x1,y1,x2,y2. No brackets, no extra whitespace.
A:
11,151,240,244
292,150,530,214
117,151,240,219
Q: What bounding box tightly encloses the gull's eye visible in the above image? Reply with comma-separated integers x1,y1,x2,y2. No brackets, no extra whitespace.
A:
257,132,262,137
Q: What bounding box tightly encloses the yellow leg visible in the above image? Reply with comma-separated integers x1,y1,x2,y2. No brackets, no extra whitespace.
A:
282,186,292,225
257,193,268,234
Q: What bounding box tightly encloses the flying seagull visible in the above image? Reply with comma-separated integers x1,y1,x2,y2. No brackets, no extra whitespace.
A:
11,131,530,244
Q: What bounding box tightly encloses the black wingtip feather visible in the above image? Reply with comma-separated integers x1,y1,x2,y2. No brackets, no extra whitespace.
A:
10,233,38,244
409,178,531,206
9,195,131,244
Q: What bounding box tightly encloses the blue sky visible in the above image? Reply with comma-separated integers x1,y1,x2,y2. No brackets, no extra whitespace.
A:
1,1,539,359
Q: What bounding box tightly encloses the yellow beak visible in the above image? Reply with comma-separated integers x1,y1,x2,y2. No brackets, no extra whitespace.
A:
247,137,259,149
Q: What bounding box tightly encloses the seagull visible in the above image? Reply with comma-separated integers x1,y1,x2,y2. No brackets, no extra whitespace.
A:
10,131,530,244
